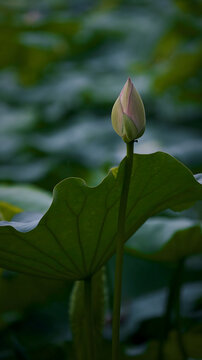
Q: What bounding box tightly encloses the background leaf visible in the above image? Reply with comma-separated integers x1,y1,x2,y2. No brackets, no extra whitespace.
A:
0,184,52,213
125,217,202,262
0,202,22,221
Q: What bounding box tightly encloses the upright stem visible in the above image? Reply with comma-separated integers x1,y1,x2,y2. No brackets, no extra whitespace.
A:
158,266,177,360
112,141,134,360
84,277,95,360
158,259,186,360
175,259,187,360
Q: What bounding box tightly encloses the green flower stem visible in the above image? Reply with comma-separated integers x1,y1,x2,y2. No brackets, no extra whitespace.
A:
84,277,95,360
112,141,134,360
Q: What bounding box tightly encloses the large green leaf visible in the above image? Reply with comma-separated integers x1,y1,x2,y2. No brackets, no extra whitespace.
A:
125,217,202,262
0,152,202,280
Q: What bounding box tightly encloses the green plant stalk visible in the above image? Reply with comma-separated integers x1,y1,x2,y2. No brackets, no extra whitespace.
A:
106,262,114,313
84,277,95,360
112,141,134,360
158,266,177,360
175,259,187,360
158,259,186,360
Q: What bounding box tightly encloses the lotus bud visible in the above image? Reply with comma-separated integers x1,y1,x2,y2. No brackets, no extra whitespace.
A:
111,78,146,143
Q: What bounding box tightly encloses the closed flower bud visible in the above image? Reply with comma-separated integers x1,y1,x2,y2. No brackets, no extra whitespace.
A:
111,78,146,143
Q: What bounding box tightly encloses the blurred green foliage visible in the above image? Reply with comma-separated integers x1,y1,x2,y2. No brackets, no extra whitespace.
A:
0,0,201,191
0,0,201,359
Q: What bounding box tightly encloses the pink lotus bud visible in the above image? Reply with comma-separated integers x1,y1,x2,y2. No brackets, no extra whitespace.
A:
111,78,146,143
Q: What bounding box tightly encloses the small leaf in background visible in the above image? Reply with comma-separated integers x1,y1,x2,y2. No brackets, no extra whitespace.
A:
0,202,22,221
125,217,202,262
0,184,52,213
